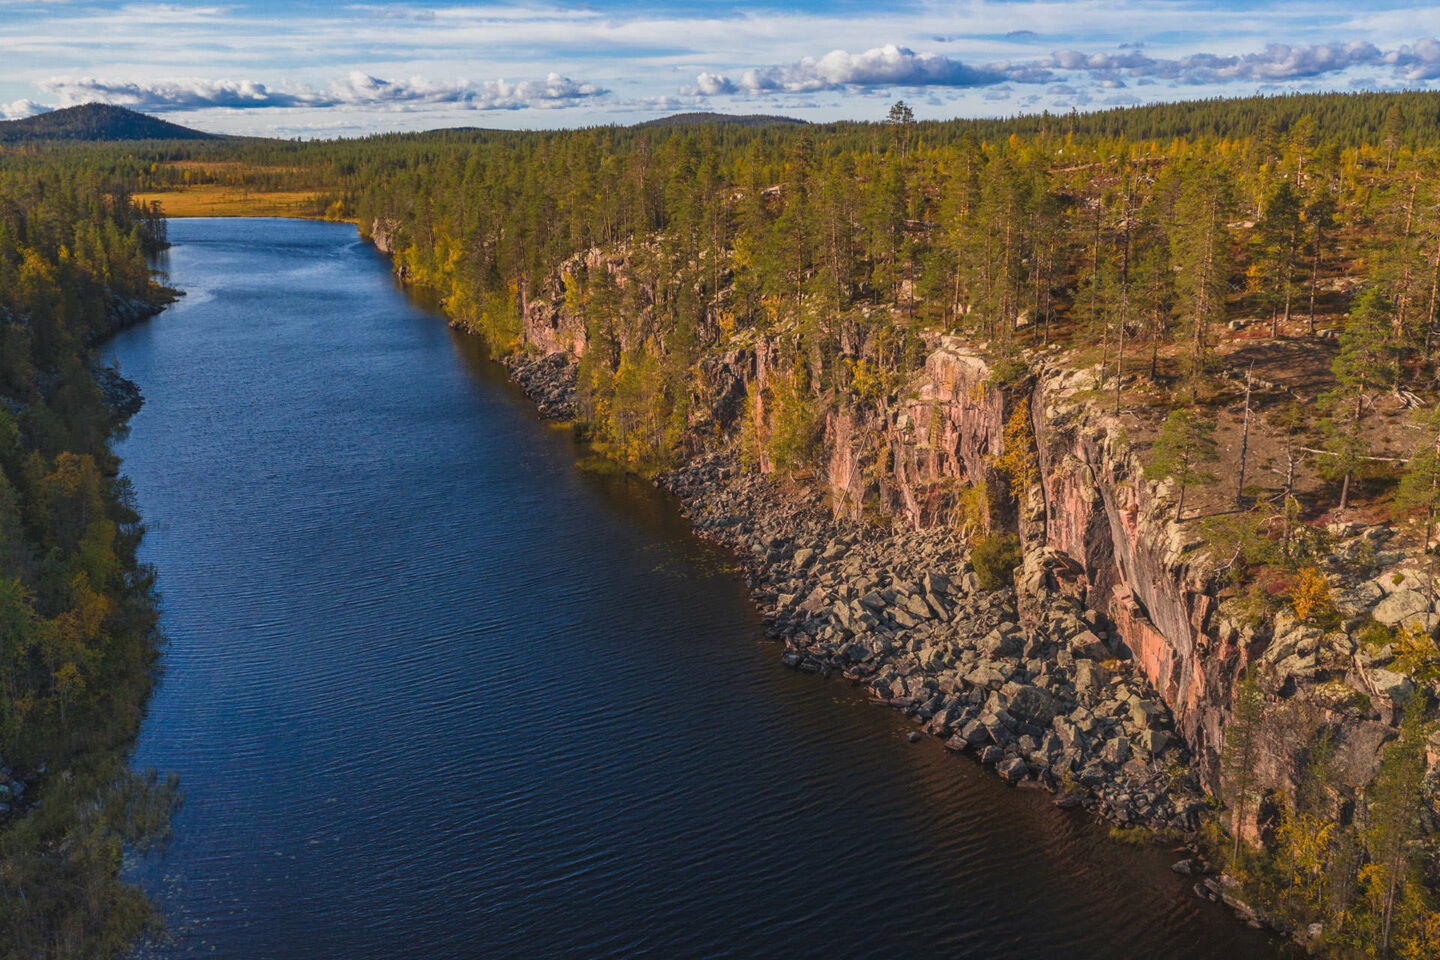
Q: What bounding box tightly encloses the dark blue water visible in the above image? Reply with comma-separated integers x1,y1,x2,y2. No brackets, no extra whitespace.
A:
113,218,1280,959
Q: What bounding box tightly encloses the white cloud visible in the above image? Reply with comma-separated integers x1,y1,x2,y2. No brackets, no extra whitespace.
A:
686,43,1000,96
1,98,50,119
689,36,1440,101
38,71,607,112
1385,38,1440,80
1047,40,1387,84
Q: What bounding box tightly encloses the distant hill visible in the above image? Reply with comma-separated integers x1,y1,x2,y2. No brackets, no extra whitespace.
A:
636,112,808,129
0,103,218,143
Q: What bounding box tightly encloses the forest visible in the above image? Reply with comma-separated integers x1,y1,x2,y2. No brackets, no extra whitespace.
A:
0,161,177,957
4,87,1440,956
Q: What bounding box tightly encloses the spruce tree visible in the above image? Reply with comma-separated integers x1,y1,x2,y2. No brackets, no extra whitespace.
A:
1320,290,1399,510
1221,671,1266,866
1145,405,1219,522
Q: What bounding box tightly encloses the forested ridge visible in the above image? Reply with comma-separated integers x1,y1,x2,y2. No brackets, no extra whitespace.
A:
288,89,1440,957
0,163,177,957
8,87,1440,956
0,104,216,144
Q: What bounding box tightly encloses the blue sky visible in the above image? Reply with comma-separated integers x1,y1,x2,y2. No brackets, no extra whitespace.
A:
3,0,1440,135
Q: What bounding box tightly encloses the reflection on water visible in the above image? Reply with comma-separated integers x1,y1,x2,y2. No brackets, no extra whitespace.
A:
115,218,1285,960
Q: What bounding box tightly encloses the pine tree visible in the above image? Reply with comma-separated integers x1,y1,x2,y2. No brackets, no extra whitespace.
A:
1398,407,1440,609
1220,671,1266,865
1171,166,1230,376
1145,405,1219,522
1365,698,1433,955
1304,189,1337,336
1254,180,1303,337
1319,290,1399,510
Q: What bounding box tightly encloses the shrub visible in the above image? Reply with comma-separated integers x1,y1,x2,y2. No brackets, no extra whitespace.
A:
1287,567,1334,624
994,404,1039,501
766,368,821,473
972,533,1021,591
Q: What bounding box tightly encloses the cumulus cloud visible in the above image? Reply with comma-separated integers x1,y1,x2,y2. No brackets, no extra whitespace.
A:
1046,40,1386,85
1,99,51,120
39,71,607,112
1386,38,1440,80
686,37,1440,103
685,44,1001,96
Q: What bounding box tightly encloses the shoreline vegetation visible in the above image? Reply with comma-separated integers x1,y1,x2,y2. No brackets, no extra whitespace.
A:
0,166,180,959
4,86,1440,957
347,92,1440,957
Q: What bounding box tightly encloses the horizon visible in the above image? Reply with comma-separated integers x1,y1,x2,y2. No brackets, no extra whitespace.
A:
5,90,1424,144
4,1,1440,136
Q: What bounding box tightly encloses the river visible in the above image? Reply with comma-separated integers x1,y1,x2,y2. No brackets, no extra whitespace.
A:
113,218,1283,959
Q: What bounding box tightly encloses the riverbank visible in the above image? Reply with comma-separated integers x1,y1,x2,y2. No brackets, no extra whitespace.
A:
473,345,1211,828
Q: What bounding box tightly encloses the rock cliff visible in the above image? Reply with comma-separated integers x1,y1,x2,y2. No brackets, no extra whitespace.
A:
362,221,1435,814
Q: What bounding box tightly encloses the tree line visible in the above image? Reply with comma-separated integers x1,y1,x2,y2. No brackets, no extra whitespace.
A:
0,161,178,959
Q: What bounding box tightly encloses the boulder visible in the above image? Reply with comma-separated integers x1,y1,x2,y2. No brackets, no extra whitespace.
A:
1073,659,1108,698
1369,668,1416,707
1002,683,1060,724
1100,736,1132,765
979,629,1021,658
1052,718,1087,751
902,594,933,620
1372,589,1430,627
997,756,1029,782
1129,700,1164,730
1070,630,1110,660
1137,729,1172,755
965,665,1007,690
960,719,990,746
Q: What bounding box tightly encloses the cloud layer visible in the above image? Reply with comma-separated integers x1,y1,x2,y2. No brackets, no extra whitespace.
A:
689,44,994,95
1,99,50,120
8,1,1440,132
39,71,607,113
688,37,1440,99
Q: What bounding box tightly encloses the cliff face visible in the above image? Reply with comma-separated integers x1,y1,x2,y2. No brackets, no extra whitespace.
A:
857,346,1238,778
365,226,1425,800
1027,370,1241,781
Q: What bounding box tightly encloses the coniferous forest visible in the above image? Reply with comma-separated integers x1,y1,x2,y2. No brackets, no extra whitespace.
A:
0,162,178,956
6,88,1440,956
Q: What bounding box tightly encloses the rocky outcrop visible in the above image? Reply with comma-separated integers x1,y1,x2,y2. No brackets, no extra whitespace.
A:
367,217,398,256
500,352,578,420
368,224,1434,828
86,290,168,346
1027,366,1241,782
90,365,144,419
660,451,1208,832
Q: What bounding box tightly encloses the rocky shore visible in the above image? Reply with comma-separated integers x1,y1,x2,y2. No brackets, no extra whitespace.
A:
497,351,578,420
659,453,1210,832
484,344,1210,833
91,291,169,345
91,364,144,418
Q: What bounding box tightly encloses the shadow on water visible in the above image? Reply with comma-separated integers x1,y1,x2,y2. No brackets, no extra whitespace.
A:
114,218,1291,960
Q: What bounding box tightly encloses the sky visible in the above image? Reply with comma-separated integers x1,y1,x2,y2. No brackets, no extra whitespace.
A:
4,0,1440,136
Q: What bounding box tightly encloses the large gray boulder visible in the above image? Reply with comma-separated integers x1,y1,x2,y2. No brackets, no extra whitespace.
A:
1002,682,1060,724
1070,630,1110,660
1372,589,1430,627
1369,668,1416,706
979,629,1022,658
997,755,1029,782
